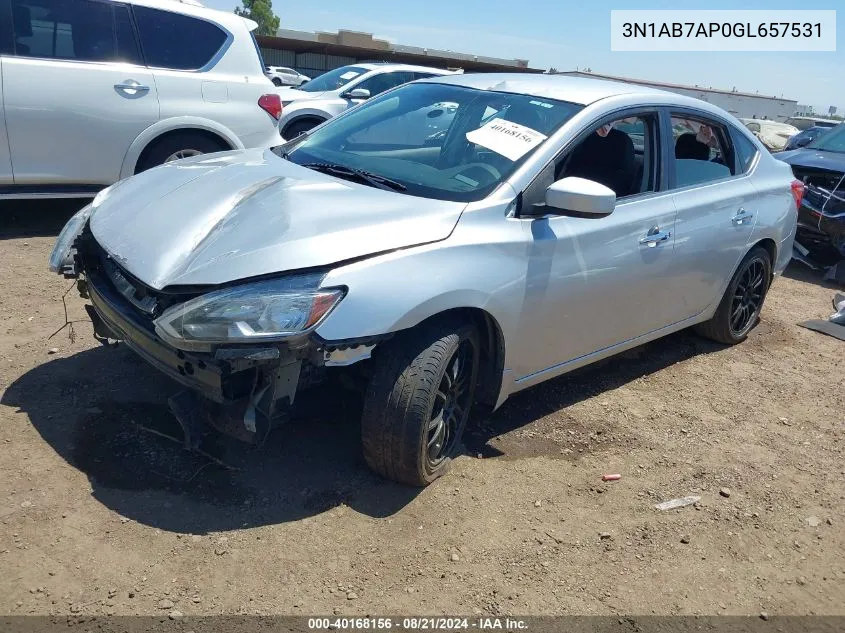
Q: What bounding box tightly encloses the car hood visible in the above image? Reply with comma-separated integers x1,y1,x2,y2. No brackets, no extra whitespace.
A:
276,87,324,103
778,148,845,172
89,149,465,290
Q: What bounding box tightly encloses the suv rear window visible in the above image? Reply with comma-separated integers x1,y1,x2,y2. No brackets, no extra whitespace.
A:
133,6,228,71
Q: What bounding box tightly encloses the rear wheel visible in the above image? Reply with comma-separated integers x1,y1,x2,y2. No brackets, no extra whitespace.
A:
271,77,283,87
694,246,772,344
361,318,479,486
136,132,227,173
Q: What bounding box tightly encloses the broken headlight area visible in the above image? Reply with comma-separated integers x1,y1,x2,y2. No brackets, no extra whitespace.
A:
153,275,344,352
793,166,845,267
73,233,376,446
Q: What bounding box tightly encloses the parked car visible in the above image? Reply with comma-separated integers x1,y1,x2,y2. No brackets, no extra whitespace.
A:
265,66,309,87
0,0,282,199
783,125,831,152
784,116,840,131
778,123,845,265
51,74,800,486
275,63,454,139
740,118,799,152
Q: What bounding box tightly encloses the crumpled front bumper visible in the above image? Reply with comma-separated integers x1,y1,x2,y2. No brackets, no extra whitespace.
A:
86,270,233,402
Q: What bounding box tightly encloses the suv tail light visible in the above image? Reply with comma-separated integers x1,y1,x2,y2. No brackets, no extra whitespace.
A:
258,94,282,120
791,179,805,209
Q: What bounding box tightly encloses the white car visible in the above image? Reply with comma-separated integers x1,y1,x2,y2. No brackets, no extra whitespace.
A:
740,119,799,152
265,66,309,87
276,63,454,139
0,0,283,199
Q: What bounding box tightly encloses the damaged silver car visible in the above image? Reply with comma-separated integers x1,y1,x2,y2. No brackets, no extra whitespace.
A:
51,74,800,486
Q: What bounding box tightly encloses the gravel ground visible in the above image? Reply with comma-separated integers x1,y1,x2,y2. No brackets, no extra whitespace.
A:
0,200,843,617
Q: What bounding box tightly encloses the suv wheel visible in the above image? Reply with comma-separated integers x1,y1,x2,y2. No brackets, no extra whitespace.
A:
271,77,283,87
694,246,772,344
137,132,227,173
361,318,479,486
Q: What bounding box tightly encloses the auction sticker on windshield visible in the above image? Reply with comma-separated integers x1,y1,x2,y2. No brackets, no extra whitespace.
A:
466,119,548,161
340,71,361,80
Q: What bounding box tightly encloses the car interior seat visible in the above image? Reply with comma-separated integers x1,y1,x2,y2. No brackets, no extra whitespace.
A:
675,133,710,161
562,128,637,197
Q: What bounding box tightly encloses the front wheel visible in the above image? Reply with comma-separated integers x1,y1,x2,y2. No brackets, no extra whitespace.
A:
361,319,479,486
694,246,772,344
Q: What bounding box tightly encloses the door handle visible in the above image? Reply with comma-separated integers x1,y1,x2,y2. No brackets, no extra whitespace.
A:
731,208,754,225
114,80,150,94
639,227,671,247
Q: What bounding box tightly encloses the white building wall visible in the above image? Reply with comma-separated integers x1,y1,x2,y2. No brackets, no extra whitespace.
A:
560,72,797,122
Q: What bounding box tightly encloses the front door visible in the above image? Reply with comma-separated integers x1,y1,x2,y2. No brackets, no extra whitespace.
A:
3,0,159,185
511,110,684,381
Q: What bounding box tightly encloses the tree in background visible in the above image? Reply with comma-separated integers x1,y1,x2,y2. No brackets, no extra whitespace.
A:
235,0,280,37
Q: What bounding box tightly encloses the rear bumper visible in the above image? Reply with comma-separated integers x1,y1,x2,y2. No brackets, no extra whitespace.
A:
86,272,240,402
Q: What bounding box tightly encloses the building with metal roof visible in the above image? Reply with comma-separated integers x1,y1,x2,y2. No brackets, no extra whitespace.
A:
256,28,543,79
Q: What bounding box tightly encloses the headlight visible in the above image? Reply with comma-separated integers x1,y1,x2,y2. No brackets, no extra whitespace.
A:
153,274,344,349
48,204,94,274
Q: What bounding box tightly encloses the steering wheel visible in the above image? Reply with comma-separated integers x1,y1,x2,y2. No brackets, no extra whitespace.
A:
448,162,502,184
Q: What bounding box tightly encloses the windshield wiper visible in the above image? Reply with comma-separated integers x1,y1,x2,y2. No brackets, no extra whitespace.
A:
301,162,407,192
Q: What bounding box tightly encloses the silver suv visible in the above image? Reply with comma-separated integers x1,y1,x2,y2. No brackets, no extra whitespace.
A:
276,62,454,139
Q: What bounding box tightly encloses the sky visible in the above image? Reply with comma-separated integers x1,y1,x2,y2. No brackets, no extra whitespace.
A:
206,0,843,112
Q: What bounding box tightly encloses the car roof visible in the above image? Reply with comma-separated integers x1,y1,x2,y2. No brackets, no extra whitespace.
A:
788,116,840,124
350,62,454,74
118,0,256,31
422,73,674,106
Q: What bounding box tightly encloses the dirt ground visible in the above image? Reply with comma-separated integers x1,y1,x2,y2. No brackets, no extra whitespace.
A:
0,200,843,618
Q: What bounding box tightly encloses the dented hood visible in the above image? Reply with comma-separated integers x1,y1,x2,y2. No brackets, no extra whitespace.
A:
89,149,465,290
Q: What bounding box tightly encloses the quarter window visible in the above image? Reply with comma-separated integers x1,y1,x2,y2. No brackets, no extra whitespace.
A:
670,115,734,188
11,0,142,65
732,130,760,174
133,6,228,71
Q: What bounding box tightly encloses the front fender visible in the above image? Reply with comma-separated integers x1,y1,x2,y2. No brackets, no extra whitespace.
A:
120,117,245,179
315,193,528,387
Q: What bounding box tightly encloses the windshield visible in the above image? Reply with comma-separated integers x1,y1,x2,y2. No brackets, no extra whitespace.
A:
299,66,368,93
282,82,582,202
808,124,845,153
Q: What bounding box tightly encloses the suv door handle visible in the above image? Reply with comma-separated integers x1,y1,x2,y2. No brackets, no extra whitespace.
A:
114,80,150,94
732,208,754,225
639,227,671,247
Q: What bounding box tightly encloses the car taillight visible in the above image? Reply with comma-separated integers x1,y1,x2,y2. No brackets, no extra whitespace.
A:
258,94,282,120
791,179,805,209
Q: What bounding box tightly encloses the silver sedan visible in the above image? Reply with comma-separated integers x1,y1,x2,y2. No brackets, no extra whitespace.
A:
51,74,801,486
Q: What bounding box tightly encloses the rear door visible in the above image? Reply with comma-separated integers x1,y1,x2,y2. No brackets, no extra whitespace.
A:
666,110,759,318
2,0,159,186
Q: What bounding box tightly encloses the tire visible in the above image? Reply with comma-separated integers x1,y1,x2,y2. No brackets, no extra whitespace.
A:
694,246,772,344
271,77,283,87
361,318,480,487
136,132,227,173
283,118,322,139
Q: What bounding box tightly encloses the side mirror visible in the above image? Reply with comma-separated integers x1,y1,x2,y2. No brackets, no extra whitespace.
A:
344,88,371,100
794,135,813,148
544,177,616,216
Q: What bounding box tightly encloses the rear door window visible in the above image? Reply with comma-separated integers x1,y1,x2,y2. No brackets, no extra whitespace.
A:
133,6,228,71
10,0,142,64
670,114,735,188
